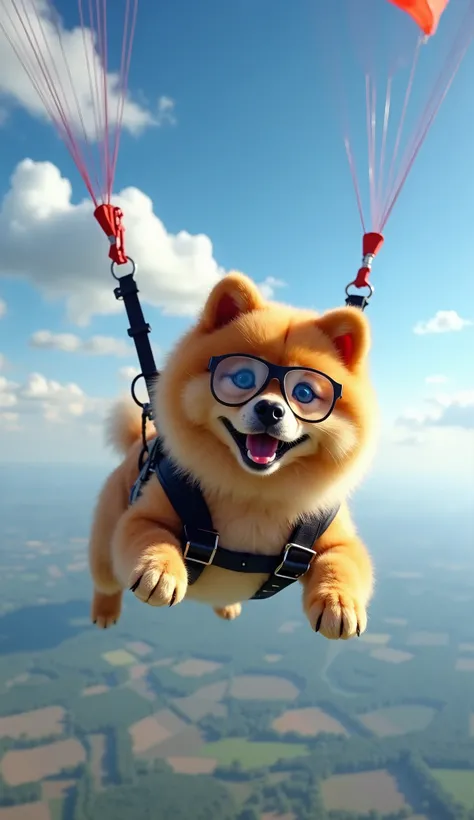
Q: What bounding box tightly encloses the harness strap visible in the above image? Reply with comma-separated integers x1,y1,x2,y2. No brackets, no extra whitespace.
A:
129,437,340,601
114,272,158,404
251,506,339,600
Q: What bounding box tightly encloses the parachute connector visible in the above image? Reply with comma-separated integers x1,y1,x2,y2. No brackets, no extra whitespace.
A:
94,204,127,266
345,232,384,310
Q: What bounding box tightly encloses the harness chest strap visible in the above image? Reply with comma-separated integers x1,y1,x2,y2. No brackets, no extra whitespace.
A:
129,437,340,600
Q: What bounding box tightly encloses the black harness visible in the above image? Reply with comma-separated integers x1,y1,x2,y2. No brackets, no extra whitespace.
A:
129,437,340,601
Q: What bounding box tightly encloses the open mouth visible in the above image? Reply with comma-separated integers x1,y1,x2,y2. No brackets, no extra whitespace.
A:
221,418,308,472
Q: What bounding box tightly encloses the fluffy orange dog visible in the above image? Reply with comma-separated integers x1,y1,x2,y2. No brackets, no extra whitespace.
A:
89,272,377,639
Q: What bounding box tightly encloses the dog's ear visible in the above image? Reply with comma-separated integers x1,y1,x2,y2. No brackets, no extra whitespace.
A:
198,272,265,332
316,307,371,371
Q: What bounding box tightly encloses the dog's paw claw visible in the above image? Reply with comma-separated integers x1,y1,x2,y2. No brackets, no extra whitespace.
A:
91,590,122,629
310,589,367,640
129,552,188,608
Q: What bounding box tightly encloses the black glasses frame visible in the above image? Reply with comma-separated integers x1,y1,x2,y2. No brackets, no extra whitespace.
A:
208,353,343,424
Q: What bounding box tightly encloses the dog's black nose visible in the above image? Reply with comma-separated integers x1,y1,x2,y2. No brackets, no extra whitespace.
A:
254,399,286,427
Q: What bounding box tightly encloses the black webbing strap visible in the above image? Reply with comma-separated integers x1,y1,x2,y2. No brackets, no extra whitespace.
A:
345,293,370,310
114,272,158,402
251,507,339,599
129,437,164,505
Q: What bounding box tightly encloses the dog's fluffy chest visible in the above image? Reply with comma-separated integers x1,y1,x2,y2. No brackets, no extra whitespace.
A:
207,499,293,557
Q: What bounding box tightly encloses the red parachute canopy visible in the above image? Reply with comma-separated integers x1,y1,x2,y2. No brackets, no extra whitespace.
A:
389,0,449,36
0,0,139,264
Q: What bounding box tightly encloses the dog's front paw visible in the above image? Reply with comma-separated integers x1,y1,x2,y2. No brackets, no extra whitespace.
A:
308,586,367,640
128,547,188,607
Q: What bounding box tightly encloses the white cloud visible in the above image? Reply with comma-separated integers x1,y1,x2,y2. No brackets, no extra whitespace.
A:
0,374,17,407
258,277,287,300
0,362,116,462
0,0,154,139
118,365,140,382
372,425,474,500
0,370,105,426
414,310,472,335
393,432,424,447
157,96,176,127
0,159,226,325
0,297,5,317
30,330,131,357
0,410,19,431
397,390,474,430
425,374,448,384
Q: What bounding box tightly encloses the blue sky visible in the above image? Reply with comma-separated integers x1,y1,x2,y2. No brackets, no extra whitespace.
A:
0,0,473,495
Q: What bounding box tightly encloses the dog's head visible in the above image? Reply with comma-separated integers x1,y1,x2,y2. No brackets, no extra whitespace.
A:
155,273,377,506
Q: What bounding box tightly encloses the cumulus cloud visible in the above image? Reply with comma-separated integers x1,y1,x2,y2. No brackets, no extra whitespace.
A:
258,277,287,300
118,365,140,382
30,330,131,357
425,374,448,385
0,367,113,460
0,297,6,318
0,370,105,426
0,0,155,139
0,410,19,431
0,159,226,325
157,96,176,127
394,433,423,447
397,390,474,430
0,374,16,408
414,310,472,335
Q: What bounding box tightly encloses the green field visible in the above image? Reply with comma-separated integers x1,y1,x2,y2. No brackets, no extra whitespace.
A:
49,798,65,820
199,738,308,770
102,650,136,667
359,705,436,737
431,769,474,809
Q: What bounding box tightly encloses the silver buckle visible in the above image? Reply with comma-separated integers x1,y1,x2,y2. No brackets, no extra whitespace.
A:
183,530,219,566
274,543,316,580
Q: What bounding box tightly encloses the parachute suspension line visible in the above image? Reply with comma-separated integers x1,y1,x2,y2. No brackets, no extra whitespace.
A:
375,72,392,230
344,137,366,233
0,0,99,203
76,0,138,204
342,1,474,310
110,0,138,203
0,0,138,205
76,0,138,203
365,73,377,231
379,35,423,230
380,6,474,229
349,34,422,235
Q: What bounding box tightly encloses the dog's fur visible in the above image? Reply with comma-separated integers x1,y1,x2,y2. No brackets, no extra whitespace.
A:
89,272,377,639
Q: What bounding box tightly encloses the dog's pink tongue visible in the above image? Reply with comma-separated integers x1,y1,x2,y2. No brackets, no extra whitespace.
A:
245,433,278,464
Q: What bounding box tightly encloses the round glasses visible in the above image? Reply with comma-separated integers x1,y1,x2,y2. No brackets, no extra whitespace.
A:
208,354,343,423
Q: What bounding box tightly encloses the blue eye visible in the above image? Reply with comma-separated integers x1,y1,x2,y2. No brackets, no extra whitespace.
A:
231,368,256,390
292,382,316,404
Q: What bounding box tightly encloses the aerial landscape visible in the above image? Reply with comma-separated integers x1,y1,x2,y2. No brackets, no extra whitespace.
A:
0,464,472,820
